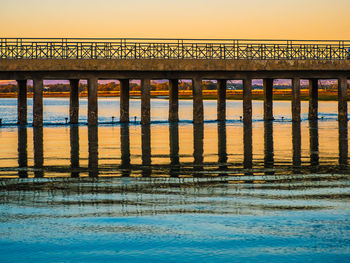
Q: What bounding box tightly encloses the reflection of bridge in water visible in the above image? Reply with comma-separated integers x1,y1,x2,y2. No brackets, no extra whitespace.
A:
14,119,348,178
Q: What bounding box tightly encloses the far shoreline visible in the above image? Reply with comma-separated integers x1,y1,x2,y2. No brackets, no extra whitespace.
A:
0,90,346,101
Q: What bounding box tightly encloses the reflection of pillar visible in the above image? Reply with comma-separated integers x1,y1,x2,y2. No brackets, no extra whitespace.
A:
120,79,130,123
338,77,348,122
169,123,180,176
292,121,302,168
141,78,151,125
193,123,204,171
69,79,79,124
243,120,253,170
18,126,28,178
88,125,98,177
217,79,226,121
309,120,319,167
218,121,227,169
292,78,301,122
33,78,43,127
33,126,44,177
264,121,274,174
70,125,79,177
88,77,98,125
120,123,131,176
308,79,318,120
193,77,204,124
263,78,274,121
141,124,151,176
17,80,27,125
339,118,348,167
169,79,179,122
243,78,252,124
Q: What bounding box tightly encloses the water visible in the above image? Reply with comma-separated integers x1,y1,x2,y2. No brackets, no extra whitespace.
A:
0,98,349,262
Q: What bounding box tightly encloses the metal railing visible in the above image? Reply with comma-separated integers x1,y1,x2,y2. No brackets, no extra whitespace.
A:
1,38,350,60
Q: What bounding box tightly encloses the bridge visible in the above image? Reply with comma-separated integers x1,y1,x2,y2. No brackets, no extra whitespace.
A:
0,38,350,126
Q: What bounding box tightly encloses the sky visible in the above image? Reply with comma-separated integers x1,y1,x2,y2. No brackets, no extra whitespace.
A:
1,0,350,40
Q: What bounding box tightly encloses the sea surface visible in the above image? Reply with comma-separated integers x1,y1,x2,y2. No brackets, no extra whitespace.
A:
0,97,349,262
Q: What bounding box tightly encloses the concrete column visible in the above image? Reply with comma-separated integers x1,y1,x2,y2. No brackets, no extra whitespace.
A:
309,120,319,167
193,123,204,171
217,79,226,121
69,79,79,124
33,126,43,177
70,125,79,177
338,77,348,122
18,126,28,178
243,78,252,124
88,125,98,177
169,79,179,122
309,79,318,120
17,80,27,125
141,124,151,176
120,79,130,123
141,78,151,124
263,78,274,121
292,121,301,168
33,78,43,127
339,118,348,167
264,120,274,175
192,77,204,124
88,77,98,125
218,122,227,169
292,78,301,122
120,123,131,170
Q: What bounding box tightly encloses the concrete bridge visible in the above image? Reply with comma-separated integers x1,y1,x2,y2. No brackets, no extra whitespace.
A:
0,38,350,126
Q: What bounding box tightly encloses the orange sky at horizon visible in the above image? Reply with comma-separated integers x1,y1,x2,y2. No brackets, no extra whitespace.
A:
1,0,350,40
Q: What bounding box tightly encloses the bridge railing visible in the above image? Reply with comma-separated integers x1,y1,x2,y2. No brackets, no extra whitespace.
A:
1,38,350,60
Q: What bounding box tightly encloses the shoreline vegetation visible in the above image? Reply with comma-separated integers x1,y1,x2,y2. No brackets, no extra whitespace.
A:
0,80,346,100
0,90,345,101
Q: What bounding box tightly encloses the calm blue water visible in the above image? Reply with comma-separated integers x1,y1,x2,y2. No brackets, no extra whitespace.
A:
0,97,339,125
0,98,349,262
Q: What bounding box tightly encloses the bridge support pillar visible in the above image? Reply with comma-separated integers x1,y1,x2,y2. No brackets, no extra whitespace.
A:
33,78,43,127
69,79,79,124
263,78,274,121
169,79,179,122
243,78,252,124
141,78,151,124
120,79,129,123
292,78,301,122
193,77,204,124
17,79,27,125
88,77,98,125
217,79,226,121
309,78,318,120
338,77,348,122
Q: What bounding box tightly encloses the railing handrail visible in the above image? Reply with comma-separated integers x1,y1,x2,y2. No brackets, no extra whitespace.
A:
1,38,350,60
